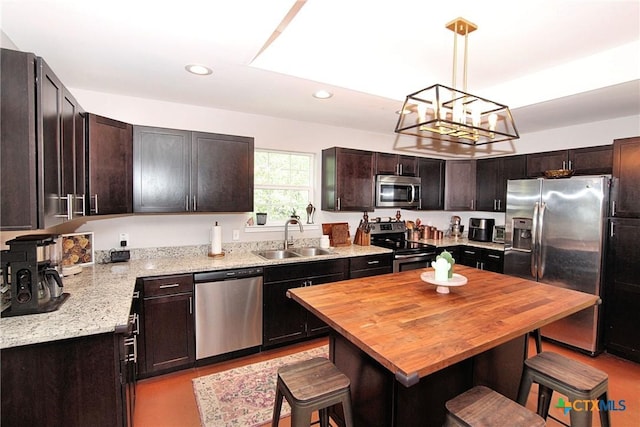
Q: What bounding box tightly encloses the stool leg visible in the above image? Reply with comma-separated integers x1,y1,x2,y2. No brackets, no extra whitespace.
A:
516,368,533,405
533,329,542,354
319,408,329,427
536,384,553,418
290,406,313,427
342,391,355,427
569,402,593,427
599,392,611,427
271,381,284,427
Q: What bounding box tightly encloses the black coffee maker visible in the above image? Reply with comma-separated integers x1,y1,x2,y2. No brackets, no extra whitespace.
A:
1,234,69,317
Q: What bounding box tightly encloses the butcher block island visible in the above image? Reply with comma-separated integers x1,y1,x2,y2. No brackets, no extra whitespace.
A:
287,265,599,427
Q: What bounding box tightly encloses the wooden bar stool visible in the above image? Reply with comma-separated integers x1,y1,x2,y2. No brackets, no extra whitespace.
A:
271,357,354,427
445,385,546,426
517,351,610,427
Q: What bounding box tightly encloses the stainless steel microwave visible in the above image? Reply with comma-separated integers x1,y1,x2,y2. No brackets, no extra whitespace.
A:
375,175,421,208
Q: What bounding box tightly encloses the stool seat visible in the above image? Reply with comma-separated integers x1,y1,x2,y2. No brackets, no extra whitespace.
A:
517,351,610,427
445,386,546,427
272,357,354,427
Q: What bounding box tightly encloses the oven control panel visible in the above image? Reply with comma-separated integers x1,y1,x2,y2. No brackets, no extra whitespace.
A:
367,221,406,234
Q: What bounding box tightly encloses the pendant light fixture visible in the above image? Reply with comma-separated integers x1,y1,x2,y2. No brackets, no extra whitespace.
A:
394,18,519,146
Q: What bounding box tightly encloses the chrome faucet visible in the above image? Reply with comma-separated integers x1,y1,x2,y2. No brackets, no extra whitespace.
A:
284,218,303,249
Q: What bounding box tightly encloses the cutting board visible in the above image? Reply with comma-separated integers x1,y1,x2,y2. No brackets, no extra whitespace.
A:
322,223,351,246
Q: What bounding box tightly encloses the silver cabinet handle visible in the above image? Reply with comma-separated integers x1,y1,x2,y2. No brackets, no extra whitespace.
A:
189,296,192,314
186,195,189,211
159,283,180,289
611,200,616,217
487,254,501,259
568,160,572,170
367,260,380,265
337,197,341,211
562,160,566,170
610,221,615,237
193,195,197,211
56,194,74,220
74,194,86,216
90,194,99,214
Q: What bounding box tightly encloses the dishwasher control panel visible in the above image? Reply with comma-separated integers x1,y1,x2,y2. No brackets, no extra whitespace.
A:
194,267,263,282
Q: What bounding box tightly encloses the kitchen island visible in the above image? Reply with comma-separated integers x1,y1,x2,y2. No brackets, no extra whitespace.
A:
288,265,599,427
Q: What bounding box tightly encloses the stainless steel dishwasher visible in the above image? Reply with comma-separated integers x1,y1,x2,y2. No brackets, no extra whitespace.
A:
194,267,263,360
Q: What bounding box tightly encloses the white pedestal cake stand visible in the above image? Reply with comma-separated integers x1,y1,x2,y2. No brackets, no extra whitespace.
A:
420,271,468,294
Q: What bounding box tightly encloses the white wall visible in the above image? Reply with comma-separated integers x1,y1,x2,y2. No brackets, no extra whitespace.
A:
2,87,638,250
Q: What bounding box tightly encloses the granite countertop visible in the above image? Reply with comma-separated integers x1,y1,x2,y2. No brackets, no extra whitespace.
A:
0,245,391,349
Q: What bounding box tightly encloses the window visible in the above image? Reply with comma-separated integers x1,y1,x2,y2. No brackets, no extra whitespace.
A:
254,149,314,223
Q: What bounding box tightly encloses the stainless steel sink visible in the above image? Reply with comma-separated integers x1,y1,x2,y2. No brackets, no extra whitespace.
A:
253,250,301,260
253,247,333,260
290,247,333,257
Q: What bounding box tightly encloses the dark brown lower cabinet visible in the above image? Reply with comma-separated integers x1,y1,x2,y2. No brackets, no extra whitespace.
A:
263,259,347,348
1,332,129,427
605,218,640,362
349,253,392,278
459,246,504,273
138,275,195,377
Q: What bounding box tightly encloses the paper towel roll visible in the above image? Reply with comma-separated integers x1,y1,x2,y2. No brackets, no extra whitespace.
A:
211,224,222,255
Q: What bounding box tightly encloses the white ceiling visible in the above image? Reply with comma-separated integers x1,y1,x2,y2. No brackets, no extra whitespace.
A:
1,0,639,140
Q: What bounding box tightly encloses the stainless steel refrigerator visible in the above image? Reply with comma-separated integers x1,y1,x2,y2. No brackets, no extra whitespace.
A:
503,175,610,355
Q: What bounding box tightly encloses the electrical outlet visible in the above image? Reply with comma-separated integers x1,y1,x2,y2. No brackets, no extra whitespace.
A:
119,233,129,247
232,229,240,241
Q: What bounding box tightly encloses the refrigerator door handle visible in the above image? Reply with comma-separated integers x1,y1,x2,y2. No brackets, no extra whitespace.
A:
537,202,547,279
531,202,540,278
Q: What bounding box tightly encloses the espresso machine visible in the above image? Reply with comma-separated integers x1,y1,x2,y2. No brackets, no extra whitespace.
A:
1,234,69,317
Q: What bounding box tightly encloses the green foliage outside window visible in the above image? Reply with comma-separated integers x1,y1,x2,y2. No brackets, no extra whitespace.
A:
254,150,313,223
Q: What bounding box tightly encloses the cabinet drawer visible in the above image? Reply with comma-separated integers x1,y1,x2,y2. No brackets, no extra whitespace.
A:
142,274,193,297
350,254,392,271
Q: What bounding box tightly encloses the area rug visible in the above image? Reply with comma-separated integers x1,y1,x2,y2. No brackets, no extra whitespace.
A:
193,345,329,427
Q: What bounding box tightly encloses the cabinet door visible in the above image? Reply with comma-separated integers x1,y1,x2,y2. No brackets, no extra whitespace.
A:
263,279,306,347
375,152,399,175
1,49,38,230
475,158,501,211
304,271,346,336
526,150,568,177
133,126,191,212
143,292,195,374
37,57,64,228
61,88,86,218
322,148,375,211
350,253,393,279
417,158,445,210
445,160,476,210
482,250,504,273
191,132,254,212
87,114,133,215
497,155,526,212
569,145,613,175
605,218,640,362
611,137,640,218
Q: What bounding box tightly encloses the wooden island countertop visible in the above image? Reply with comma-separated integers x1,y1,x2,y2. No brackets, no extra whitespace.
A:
288,265,599,387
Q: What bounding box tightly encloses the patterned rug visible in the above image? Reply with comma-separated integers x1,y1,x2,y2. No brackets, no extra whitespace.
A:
193,345,329,427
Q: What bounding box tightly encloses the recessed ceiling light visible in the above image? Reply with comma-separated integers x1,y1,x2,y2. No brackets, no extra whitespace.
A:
185,64,213,76
313,89,333,99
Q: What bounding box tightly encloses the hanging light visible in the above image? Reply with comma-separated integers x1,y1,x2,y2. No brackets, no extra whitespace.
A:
394,18,519,146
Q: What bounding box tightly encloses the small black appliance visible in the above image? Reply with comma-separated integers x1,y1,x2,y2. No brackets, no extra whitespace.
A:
1,234,69,317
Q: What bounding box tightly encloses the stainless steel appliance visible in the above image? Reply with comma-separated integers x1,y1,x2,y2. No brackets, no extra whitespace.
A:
504,176,610,355
367,220,436,272
375,175,421,209
1,234,69,317
468,218,495,242
448,215,463,238
492,225,505,243
194,267,263,360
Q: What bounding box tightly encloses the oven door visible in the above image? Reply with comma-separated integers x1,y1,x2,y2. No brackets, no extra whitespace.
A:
393,251,437,273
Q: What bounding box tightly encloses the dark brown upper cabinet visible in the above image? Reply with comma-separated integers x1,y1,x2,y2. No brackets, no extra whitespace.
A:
133,126,254,213
1,49,85,230
475,155,526,212
87,114,133,215
611,136,640,218
375,152,418,176
444,160,476,211
526,145,612,177
417,157,445,210
321,147,375,212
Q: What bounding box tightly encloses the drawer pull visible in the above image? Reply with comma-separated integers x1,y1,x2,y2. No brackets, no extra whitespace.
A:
367,260,380,265
159,283,180,289
487,254,501,259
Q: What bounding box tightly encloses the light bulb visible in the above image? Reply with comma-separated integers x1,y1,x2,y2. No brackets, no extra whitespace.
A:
471,105,481,127
417,102,428,123
488,113,498,131
453,102,463,123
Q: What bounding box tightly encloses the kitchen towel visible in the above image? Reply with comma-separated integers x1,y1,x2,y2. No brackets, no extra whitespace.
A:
210,223,222,255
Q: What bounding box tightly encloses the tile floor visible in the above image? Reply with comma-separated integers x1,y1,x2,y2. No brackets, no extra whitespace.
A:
134,337,639,427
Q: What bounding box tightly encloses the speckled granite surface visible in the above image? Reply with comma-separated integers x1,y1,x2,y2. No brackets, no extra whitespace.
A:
0,244,391,349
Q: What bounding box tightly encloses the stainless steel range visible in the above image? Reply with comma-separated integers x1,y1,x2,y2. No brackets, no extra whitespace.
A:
367,220,437,272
